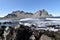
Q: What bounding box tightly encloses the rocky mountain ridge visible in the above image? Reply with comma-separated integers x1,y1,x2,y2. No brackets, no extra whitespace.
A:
2,9,52,20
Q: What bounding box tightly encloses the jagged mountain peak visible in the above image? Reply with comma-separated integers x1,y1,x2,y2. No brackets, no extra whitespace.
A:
4,9,52,19
12,10,24,14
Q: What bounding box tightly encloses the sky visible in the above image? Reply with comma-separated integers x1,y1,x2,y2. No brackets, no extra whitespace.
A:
0,0,60,17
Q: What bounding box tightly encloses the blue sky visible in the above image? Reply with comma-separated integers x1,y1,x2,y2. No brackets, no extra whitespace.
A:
0,0,60,17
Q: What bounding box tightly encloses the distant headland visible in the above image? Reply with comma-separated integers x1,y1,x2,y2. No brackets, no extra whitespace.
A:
0,9,53,20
